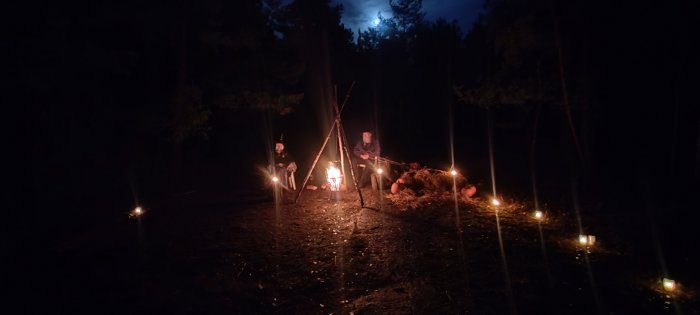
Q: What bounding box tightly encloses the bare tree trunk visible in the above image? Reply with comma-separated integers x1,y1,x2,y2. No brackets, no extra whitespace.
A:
555,29,585,164
173,8,189,191
530,61,543,210
696,116,700,178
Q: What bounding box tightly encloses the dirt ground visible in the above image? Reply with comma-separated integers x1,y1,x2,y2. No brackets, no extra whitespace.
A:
13,187,698,314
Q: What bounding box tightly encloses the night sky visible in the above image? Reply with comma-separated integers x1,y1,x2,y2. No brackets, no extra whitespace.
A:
6,0,700,313
334,0,485,35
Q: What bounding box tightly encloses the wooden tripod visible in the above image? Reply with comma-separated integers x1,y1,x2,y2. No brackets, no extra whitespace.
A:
294,82,364,207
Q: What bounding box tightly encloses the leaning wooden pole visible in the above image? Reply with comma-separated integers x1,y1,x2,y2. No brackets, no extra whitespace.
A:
294,125,336,203
333,85,363,207
339,117,364,207
334,85,346,188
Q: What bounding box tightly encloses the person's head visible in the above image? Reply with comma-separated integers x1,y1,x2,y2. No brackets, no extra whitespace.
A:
362,131,373,144
275,142,285,153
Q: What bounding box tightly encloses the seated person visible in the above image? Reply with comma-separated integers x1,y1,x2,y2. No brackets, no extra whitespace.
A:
272,140,297,190
353,130,381,189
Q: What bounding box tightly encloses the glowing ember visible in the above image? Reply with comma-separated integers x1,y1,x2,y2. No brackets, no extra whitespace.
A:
450,170,458,176
663,278,676,291
491,199,500,206
534,210,543,220
326,165,342,191
376,168,384,174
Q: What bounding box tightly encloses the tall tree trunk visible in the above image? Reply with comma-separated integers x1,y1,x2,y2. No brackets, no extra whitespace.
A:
173,7,189,191
696,116,700,179
555,29,585,164
530,61,543,210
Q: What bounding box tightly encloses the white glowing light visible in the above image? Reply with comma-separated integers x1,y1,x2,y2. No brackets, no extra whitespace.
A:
271,176,279,183
578,234,596,246
663,278,676,291
327,165,342,191
578,235,588,245
534,210,543,220
372,18,380,26
492,199,500,206
376,168,384,174
130,206,143,217
450,170,458,176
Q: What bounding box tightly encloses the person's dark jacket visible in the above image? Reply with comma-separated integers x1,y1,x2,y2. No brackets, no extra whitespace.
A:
353,140,380,161
274,150,294,168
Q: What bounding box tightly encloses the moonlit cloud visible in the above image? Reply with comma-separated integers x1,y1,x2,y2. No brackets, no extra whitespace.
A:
333,0,485,38
334,0,393,34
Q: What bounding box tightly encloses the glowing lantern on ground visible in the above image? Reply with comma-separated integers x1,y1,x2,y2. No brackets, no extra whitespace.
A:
578,234,596,246
327,165,342,191
663,278,676,292
534,210,543,220
130,206,144,218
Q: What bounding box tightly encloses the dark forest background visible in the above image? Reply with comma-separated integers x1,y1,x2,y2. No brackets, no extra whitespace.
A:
6,0,699,250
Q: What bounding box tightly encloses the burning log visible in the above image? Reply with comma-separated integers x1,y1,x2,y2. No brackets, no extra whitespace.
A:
326,163,343,191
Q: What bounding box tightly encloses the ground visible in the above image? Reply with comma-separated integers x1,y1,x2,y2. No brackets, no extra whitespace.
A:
15,188,698,314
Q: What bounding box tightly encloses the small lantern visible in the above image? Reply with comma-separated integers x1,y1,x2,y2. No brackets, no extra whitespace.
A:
130,206,144,218
663,278,676,292
578,234,596,246
534,210,543,220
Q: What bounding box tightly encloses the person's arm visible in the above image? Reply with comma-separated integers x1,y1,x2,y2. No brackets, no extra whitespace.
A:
353,141,364,158
286,152,297,172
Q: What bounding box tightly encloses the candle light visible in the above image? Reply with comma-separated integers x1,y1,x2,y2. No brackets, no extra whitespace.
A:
663,278,676,292
130,206,144,218
578,235,588,245
578,235,596,246
534,210,543,220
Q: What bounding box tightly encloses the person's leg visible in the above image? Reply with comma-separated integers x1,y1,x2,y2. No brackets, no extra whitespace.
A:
370,172,378,190
357,164,369,188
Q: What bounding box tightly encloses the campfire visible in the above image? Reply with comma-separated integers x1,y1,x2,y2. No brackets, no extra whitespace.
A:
326,164,342,191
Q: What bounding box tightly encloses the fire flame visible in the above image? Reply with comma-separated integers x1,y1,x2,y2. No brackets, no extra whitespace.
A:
327,165,342,191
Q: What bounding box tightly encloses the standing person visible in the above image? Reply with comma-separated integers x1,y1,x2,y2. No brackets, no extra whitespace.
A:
272,139,297,190
353,130,381,189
